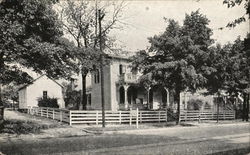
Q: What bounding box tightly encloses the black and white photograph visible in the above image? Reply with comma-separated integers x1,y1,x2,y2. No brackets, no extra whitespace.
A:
0,0,249,154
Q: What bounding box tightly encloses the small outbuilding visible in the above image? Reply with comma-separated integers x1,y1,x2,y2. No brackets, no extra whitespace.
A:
18,75,65,109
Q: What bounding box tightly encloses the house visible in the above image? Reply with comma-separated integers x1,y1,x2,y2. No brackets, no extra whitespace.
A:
86,54,176,111
18,75,65,109
85,53,221,111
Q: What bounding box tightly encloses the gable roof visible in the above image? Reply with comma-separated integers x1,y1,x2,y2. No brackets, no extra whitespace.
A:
18,74,63,91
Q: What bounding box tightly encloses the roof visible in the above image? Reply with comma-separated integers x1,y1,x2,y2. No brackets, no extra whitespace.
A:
18,74,63,91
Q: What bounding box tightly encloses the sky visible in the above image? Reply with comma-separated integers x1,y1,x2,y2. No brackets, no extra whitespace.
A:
109,0,249,52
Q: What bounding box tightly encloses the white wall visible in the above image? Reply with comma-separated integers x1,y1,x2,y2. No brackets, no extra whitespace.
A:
18,88,27,109
21,76,65,109
110,58,131,111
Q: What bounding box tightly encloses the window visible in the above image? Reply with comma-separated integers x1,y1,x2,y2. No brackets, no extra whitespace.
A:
94,70,100,84
88,94,91,105
43,91,48,99
119,64,123,75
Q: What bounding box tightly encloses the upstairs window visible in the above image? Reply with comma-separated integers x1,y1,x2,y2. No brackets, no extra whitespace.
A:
94,70,100,84
119,64,123,75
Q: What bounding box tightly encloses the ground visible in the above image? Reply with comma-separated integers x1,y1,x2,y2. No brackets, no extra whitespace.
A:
0,110,249,155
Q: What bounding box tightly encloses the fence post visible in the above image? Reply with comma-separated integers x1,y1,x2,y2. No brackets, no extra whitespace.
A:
198,111,201,123
140,111,142,123
52,109,55,119
119,111,122,124
165,109,168,122
60,111,62,122
223,110,225,120
158,111,161,123
185,111,188,121
136,108,138,128
129,108,132,126
212,110,214,120
69,111,72,126
46,108,49,118
41,108,43,117
96,111,99,125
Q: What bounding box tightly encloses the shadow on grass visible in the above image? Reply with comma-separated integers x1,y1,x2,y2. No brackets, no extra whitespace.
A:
207,147,250,155
0,119,61,135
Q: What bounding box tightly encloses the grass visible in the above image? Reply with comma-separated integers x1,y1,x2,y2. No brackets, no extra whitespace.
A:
0,119,59,135
83,122,196,132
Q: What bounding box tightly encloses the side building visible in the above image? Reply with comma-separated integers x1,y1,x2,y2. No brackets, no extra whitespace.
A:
18,75,65,109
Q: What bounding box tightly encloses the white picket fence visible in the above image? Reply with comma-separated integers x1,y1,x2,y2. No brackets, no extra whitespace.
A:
180,110,235,121
28,107,70,123
28,107,167,125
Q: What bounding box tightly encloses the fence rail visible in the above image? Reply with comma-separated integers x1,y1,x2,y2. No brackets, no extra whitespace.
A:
28,107,70,123
180,110,235,121
27,107,235,125
28,107,167,125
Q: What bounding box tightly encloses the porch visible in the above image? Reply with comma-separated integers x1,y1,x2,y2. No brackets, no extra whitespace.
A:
117,84,171,111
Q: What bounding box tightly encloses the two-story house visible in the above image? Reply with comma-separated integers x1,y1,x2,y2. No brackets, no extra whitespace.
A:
87,54,175,111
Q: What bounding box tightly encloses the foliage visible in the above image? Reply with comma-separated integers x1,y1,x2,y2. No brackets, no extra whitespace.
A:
62,82,81,110
57,0,125,109
0,119,50,134
0,0,77,86
1,84,18,107
187,99,203,110
37,97,59,108
132,10,215,123
133,10,214,96
222,0,250,28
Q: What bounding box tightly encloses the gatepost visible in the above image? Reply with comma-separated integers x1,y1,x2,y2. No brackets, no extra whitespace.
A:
130,107,139,128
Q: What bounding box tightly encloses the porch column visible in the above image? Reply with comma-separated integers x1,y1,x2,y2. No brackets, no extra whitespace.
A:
164,87,170,108
124,85,129,109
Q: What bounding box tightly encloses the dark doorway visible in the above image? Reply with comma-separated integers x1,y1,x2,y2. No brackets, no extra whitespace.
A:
119,86,125,104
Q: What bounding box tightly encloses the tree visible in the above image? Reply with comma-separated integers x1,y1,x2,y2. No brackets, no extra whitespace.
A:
222,0,250,28
208,38,249,121
0,0,77,106
58,0,125,109
132,10,214,124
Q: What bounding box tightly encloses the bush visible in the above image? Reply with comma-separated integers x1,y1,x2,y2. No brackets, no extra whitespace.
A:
64,90,81,110
0,120,49,134
187,99,203,110
38,97,59,108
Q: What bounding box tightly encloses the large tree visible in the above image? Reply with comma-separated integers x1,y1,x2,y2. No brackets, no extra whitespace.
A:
132,10,214,124
207,38,249,121
0,0,77,107
58,0,125,109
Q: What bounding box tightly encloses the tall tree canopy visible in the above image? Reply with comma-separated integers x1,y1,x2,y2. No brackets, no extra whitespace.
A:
0,0,77,106
58,0,125,109
0,0,77,84
132,10,214,123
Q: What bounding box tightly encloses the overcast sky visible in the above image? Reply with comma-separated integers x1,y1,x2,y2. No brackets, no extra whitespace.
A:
109,0,249,52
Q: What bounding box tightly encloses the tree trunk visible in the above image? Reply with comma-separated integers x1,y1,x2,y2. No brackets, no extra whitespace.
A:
0,82,4,130
174,89,181,125
242,93,247,121
246,94,249,121
81,72,87,110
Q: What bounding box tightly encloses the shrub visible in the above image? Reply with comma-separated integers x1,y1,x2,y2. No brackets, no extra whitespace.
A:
187,99,203,110
0,120,49,134
37,97,59,108
64,90,81,110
